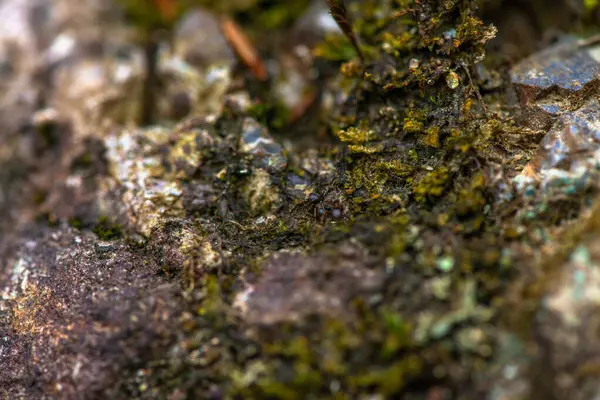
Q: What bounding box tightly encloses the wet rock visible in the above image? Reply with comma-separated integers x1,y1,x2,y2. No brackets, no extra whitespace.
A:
511,37,600,98
285,173,312,201
520,97,600,185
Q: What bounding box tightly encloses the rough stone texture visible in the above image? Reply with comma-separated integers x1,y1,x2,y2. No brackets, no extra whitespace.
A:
511,37,600,131
0,228,182,399
512,38,600,201
236,245,385,325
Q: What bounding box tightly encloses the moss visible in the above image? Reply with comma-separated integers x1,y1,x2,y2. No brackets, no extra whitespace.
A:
413,167,451,204
380,309,413,359
345,158,412,199
381,31,416,57
252,0,311,30
314,34,361,62
403,108,427,134
92,216,123,240
197,275,223,316
336,121,376,145
232,310,424,398
340,60,363,79
241,168,281,215
455,173,487,217
68,217,83,230
424,126,441,148
247,101,292,130
349,356,423,394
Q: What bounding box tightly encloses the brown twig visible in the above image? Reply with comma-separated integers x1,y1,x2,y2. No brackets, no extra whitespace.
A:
326,0,363,61
152,0,178,22
140,33,160,126
220,16,268,81
462,65,488,115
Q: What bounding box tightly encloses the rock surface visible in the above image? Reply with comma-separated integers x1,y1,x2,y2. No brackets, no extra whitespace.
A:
3,0,600,399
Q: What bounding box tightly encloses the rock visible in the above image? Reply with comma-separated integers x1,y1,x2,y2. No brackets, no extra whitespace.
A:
511,36,600,131
235,245,385,326
0,228,183,398
511,37,600,197
239,118,288,172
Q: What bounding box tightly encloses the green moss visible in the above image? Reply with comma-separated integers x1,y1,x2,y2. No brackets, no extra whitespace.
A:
349,356,423,394
336,122,376,145
247,101,292,130
403,108,427,134
234,311,423,398
424,126,441,148
252,0,311,30
380,309,413,359
585,0,599,12
255,379,300,400
381,31,416,57
455,173,487,217
314,34,361,62
413,167,451,204
68,217,83,230
92,216,123,240
346,158,412,198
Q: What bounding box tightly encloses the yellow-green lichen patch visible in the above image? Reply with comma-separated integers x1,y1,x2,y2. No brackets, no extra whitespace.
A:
176,225,226,290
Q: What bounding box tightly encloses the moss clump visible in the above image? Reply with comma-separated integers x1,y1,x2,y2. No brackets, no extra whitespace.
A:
230,309,423,399
68,217,83,229
424,126,441,148
246,101,291,130
336,122,376,145
314,34,362,62
455,173,487,217
346,158,413,199
413,167,451,204
92,216,123,240
403,108,427,133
